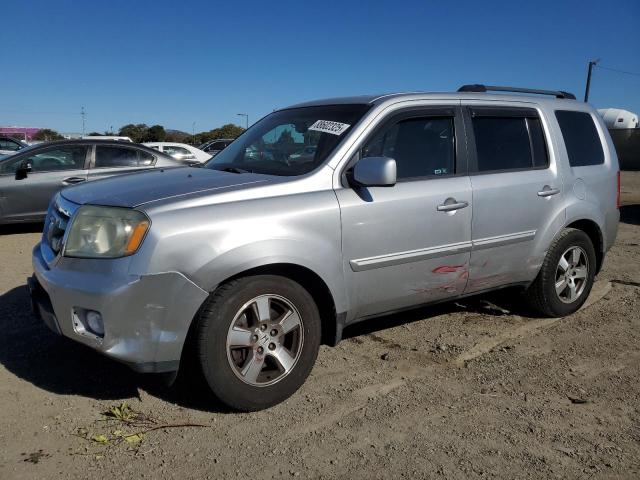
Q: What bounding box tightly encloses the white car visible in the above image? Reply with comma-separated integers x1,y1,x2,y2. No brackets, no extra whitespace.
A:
144,142,211,163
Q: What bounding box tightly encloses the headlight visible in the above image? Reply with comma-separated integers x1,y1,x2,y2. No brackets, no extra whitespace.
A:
64,206,150,258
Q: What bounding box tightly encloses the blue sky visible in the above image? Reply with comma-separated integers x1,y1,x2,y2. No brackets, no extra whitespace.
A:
2,0,639,134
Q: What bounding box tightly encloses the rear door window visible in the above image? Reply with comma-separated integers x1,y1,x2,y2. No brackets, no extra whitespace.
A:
555,110,604,167
470,108,549,173
95,146,141,168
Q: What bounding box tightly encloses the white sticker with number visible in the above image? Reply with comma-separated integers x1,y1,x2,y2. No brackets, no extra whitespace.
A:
308,120,351,136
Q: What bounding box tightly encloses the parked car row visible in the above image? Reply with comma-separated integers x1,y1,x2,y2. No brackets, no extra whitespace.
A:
0,136,239,224
26,85,619,412
144,142,212,163
0,139,188,223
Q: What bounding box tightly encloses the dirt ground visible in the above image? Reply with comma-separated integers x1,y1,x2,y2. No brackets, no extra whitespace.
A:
1,173,638,480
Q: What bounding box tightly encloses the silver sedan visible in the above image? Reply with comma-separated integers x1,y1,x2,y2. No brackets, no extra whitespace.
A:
0,139,186,224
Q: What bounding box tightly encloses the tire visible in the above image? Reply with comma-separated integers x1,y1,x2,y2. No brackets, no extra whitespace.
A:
195,275,321,411
524,228,597,317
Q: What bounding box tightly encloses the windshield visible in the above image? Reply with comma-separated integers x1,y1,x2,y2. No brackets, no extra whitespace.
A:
206,104,370,176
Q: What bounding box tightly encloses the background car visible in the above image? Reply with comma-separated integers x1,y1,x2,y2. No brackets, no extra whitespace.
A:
0,139,185,224
198,138,234,157
144,142,211,163
243,144,274,162
0,136,29,156
288,145,317,165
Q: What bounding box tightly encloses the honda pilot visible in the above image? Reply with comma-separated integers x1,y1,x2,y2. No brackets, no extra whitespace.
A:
29,85,620,411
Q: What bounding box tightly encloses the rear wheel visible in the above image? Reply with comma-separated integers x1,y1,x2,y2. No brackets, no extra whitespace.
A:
195,275,321,411
524,228,596,317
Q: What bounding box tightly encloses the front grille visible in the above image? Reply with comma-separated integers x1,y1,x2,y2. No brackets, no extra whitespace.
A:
41,194,79,264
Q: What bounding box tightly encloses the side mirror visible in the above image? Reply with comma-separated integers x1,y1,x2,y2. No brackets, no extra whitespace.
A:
15,161,32,180
352,157,396,187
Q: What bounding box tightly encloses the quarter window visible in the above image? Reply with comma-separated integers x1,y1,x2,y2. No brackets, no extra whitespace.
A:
207,142,227,152
164,146,189,155
95,146,141,168
555,110,604,167
139,150,155,166
163,145,193,159
471,114,548,172
363,116,456,179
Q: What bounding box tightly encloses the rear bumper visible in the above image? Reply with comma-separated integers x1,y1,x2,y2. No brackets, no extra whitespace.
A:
31,244,209,373
604,208,620,253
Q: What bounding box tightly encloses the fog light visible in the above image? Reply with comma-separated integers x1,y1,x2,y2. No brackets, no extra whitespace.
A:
86,311,104,337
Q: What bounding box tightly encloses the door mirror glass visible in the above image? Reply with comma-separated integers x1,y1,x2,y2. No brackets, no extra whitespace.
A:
352,157,396,187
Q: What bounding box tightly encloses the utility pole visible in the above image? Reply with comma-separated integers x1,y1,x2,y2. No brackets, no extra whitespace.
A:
80,106,86,136
584,59,600,102
237,113,249,130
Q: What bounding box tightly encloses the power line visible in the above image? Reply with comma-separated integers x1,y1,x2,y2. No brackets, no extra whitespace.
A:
595,65,640,78
0,110,79,116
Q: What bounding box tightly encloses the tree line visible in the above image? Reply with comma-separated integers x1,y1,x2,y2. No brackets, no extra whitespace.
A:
32,123,245,145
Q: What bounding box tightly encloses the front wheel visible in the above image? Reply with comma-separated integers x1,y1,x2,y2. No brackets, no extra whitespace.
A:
524,228,597,317
195,275,321,411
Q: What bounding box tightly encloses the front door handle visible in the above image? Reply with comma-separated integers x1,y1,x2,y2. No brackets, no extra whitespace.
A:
537,186,560,197
437,199,469,212
62,177,86,185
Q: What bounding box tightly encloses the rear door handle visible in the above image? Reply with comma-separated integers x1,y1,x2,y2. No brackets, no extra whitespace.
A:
62,177,86,185
437,199,469,212
537,186,560,197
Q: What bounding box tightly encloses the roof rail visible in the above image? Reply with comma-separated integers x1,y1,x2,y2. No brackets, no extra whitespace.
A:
458,84,576,100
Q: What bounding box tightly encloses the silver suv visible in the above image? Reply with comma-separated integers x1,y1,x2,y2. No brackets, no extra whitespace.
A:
29,85,620,411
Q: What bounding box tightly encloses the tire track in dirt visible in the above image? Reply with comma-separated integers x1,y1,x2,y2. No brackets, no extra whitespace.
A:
284,280,615,437
452,280,612,367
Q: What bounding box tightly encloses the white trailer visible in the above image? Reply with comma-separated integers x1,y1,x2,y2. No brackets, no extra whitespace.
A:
597,108,639,129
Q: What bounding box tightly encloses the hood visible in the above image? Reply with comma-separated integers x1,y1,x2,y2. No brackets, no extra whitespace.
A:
61,166,270,208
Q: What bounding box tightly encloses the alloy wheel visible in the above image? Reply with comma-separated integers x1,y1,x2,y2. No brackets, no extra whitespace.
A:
555,246,589,304
225,294,303,387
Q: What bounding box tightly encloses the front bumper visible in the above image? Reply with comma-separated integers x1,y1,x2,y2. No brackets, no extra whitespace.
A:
31,243,209,373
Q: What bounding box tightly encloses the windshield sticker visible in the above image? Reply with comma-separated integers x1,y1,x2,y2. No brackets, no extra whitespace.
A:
308,120,351,136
